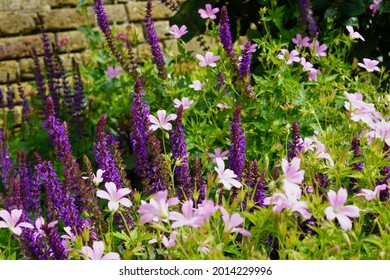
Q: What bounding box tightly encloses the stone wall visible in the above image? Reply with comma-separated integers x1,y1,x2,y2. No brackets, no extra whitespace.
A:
0,0,183,124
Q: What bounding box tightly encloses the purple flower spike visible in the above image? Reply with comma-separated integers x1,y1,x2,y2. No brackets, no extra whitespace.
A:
239,40,253,80
229,106,246,180
298,0,318,38
145,0,167,79
0,128,13,189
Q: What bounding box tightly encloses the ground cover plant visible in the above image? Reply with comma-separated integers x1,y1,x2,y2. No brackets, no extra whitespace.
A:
0,0,389,260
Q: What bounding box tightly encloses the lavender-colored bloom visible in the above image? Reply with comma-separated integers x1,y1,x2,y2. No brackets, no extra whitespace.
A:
130,78,152,183
30,48,47,105
216,70,228,93
21,228,50,259
242,160,266,212
145,0,167,79
349,137,363,192
298,0,318,38
229,106,246,180
72,59,86,136
171,105,192,200
192,157,206,204
0,128,13,189
41,223,68,260
5,176,24,211
288,121,304,161
239,40,253,80
148,133,169,193
93,114,123,189
17,82,31,124
6,77,14,110
218,6,239,73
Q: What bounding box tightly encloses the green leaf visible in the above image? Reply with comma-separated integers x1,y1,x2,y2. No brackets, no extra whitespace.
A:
341,0,366,16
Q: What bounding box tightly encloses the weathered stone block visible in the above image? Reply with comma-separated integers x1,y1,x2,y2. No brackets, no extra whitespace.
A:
126,1,174,22
48,0,79,7
43,8,95,30
153,20,170,40
0,0,49,12
0,12,36,36
0,33,55,60
103,4,128,24
116,23,145,43
0,61,19,83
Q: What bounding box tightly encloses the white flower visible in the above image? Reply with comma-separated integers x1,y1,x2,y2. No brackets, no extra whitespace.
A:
214,157,241,190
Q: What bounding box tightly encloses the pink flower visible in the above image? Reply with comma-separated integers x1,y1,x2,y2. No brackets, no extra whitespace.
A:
369,119,390,146
303,136,334,166
96,182,132,211
80,241,120,260
83,169,105,186
300,57,314,72
194,200,218,222
149,110,177,131
169,200,205,228
208,147,229,163
137,190,179,223
346,26,365,41
308,68,321,81
198,4,219,20
325,188,360,231
344,92,376,124
217,103,228,109
277,49,300,64
240,43,258,53
34,216,58,239
174,97,194,109
0,209,33,236
292,34,310,48
355,184,388,201
369,0,382,14
169,24,188,39
189,80,203,91
196,51,220,67
214,157,242,190
358,58,380,72
61,226,76,242
104,65,123,78
149,231,178,248
281,157,304,199
310,41,327,57
57,35,70,48
264,192,311,219
220,207,251,237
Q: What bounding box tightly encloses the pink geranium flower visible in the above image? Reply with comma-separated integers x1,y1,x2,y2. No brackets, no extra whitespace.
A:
217,103,228,109
169,200,204,228
277,49,300,65
300,57,314,72
104,65,122,78
346,26,365,41
149,110,177,131
96,182,132,211
80,241,120,260
198,4,219,20
292,34,310,48
281,157,305,199
174,97,194,109
169,24,188,39
215,157,242,190
0,209,33,236
34,216,58,238
355,184,388,201
137,190,179,223
310,41,327,57
61,226,76,242
208,147,229,163
220,207,251,237
194,200,218,223
189,80,203,91
264,192,311,219
149,231,178,248
358,58,380,72
83,169,105,186
196,51,221,67
325,188,360,231
369,119,390,146
370,0,382,14
344,92,376,125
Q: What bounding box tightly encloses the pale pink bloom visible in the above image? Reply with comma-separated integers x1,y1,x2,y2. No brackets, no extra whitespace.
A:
193,200,218,222
277,49,300,64
355,184,388,201
208,147,229,163
346,26,365,41
80,241,120,260
149,231,178,248
34,216,58,238
174,97,194,109
169,24,188,39
292,33,310,48
310,41,327,57
96,182,132,211
217,103,228,109
83,169,105,185
57,35,70,48
149,110,177,131
169,200,204,228
189,80,203,91
264,192,311,219
198,241,210,253
198,4,219,20
344,92,376,124
0,209,33,236
304,136,334,166
358,58,380,72
308,68,320,81
240,43,258,53
369,119,390,146
61,226,76,242
196,51,221,67
300,57,314,72
370,0,381,14
325,188,360,231
281,157,305,200
104,65,122,78
220,207,251,237
137,190,179,223
214,157,242,190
